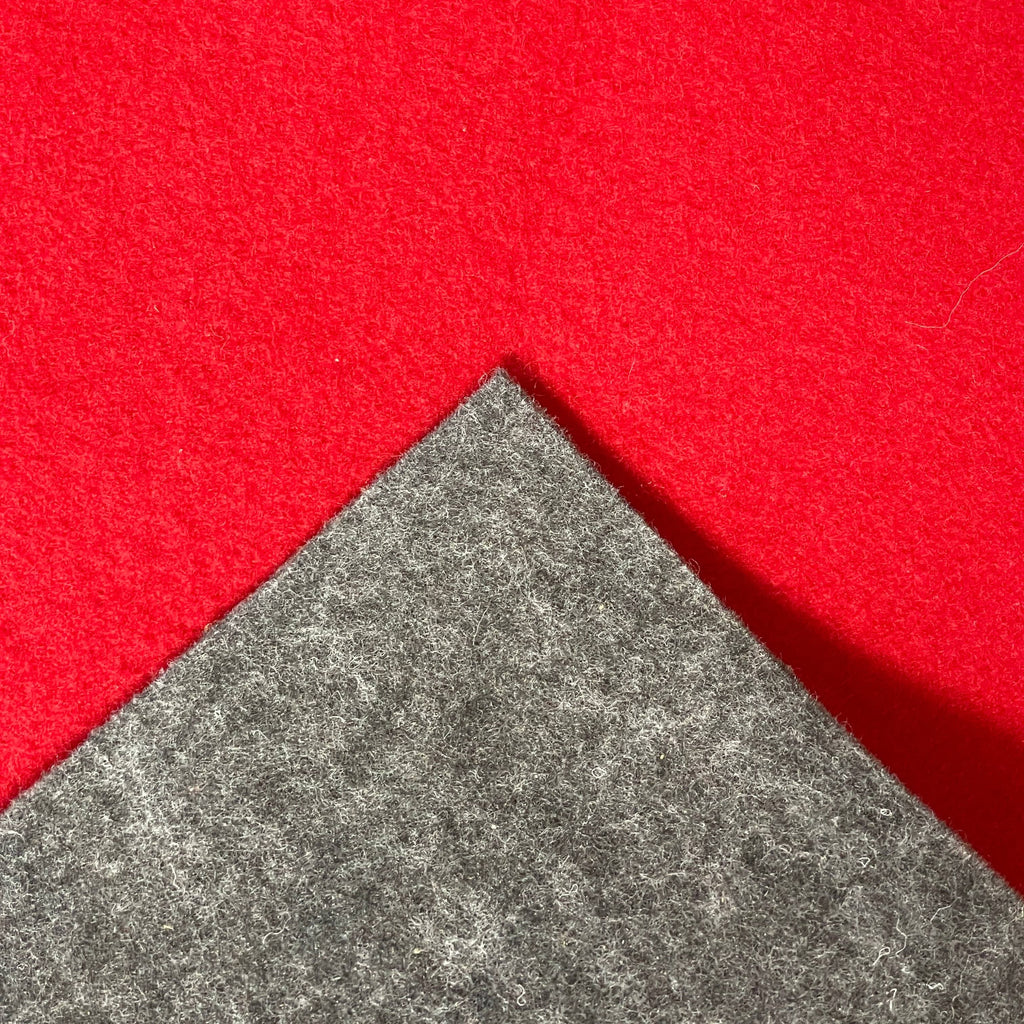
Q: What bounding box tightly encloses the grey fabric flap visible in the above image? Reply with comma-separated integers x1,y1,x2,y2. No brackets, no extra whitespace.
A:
2,371,1022,1022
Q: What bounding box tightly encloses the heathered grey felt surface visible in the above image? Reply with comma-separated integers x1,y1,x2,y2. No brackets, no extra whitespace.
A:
2,372,1023,1023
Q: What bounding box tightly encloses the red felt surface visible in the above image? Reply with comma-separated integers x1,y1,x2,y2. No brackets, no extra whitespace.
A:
3,2,1024,887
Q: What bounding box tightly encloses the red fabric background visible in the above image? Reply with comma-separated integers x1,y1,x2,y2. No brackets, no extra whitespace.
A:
3,2,1024,888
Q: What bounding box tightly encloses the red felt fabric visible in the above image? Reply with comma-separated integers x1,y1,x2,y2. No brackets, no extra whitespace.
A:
3,2,1023,888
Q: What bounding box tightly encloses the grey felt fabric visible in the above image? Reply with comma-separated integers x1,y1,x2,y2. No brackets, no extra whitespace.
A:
2,372,1023,1023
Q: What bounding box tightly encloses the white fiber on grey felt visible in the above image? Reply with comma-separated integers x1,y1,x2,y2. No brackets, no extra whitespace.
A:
2,371,1023,1023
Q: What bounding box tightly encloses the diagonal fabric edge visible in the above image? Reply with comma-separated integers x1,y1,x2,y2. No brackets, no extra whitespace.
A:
2,370,1022,1021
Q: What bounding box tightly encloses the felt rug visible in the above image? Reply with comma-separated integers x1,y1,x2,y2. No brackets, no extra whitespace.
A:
3,374,1022,1021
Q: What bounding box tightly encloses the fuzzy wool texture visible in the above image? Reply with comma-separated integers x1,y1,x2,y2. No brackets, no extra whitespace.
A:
4,0,1024,893
2,373,1022,1022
